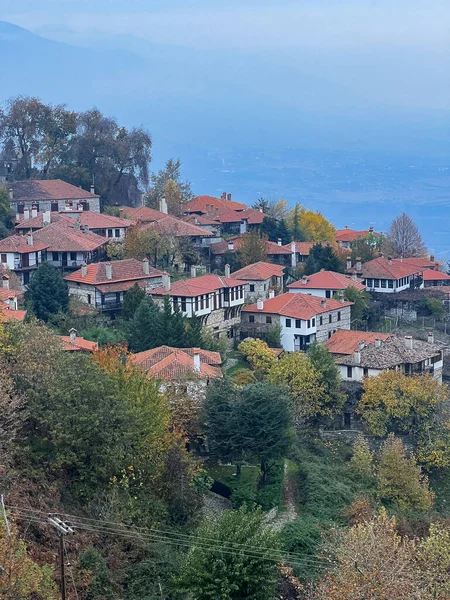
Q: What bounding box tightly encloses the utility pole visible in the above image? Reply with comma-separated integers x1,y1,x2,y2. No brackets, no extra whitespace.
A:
48,516,74,600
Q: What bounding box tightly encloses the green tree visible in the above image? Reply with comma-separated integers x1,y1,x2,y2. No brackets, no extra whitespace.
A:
238,337,277,378
26,262,68,321
184,314,203,347
0,184,13,239
175,505,281,600
307,341,345,414
304,243,344,275
287,203,307,241
237,230,267,267
350,233,383,263
160,295,185,347
376,435,434,511
127,298,161,352
79,546,115,600
122,282,146,320
341,286,369,326
202,379,240,466
350,435,374,480
145,158,193,213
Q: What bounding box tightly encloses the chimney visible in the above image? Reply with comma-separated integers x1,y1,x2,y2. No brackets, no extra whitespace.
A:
321,299,326,308
428,332,434,344
31,205,38,218
339,291,345,303
193,349,201,372
240,218,248,234
228,241,234,251
224,264,230,278
277,238,282,246
83,225,90,234
356,257,362,272
404,336,413,350
81,264,88,277
74,221,81,230
369,226,374,233
27,232,33,246
387,256,392,265
43,210,51,226
119,208,124,219
15,212,20,223
8,188,13,201
352,273,357,281
291,240,297,268
301,276,308,284
159,196,168,214
257,298,264,310
259,207,263,213
142,258,150,275
227,193,232,202
162,272,171,292
90,184,95,195
353,350,361,365
375,338,381,348
23,207,30,222
269,289,275,299
191,265,197,278
69,328,77,345
2,275,9,289
359,340,365,350
105,262,113,280
221,192,227,200
344,225,349,229
346,256,352,270
430,255,435,263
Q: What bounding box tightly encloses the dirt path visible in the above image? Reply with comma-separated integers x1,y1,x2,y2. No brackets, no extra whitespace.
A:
269,460,298,532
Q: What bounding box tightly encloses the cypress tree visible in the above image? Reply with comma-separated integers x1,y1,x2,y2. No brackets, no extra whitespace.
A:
26,262,68,321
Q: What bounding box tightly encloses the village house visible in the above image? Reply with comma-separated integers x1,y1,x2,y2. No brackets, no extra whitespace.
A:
211,207,265,235
348,256,426,293
0,233,49,288
288,241,314,266
8,179,101,214
288,270,365,298
183,193,247,215
241,292,352,351
149,272,247,340
335,225,380,249
231,261,285,301
31,222,107,270
209,235,296,268
422,269,450,288
325,330,443,383
65,258,166,312
58,328,99,353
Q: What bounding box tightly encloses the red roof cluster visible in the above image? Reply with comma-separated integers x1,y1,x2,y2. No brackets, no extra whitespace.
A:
184,195,247,214
16,211,133,232
65,258,164,287
123,206,212,238
231,261,285,281
32,222,107,252
288,270,365,291
324,330,390,355
243,292,352,319
0,234,49,254
130,345,222,380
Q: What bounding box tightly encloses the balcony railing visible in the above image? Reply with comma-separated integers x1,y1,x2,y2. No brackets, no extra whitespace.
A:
96,301,123,311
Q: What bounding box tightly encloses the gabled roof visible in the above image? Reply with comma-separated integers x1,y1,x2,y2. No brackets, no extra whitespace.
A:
216,207,265,225
324,330,390,355
139,215,213,238
0,234,49,254
265,240,292,255
15,211,133,232
335,227,380,243
0,288,23,303
59,335,99,352
183,214,220,227
130,345,223,380
32,222,107,252
335,335,442,369
65,258,164,286
184,195,247,214
231,261,285,281
151,274,246,297
284,241,314,256
401,257,439,270
0,305,27,322
11,179,100,201
242,292,352,319
423,269,450,281
15,212,72,230
359,257,425,280
124,206,169,223
288,271,366,291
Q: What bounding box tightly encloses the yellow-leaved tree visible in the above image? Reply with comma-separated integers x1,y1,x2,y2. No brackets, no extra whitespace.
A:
287,204,335,242
238,338,277,378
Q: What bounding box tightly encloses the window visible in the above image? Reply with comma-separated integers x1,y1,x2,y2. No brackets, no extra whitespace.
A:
328,331,332,339
319,316,323,326
70,252,77,261
206,295,210,308
264,284,267,291
200,296,204,310
374,279,380,287
285,318,291,328
325,290,331,298
312,318,315,327
17,204,24,214
366,278,373,287
52,252,59,262
87,294,92,305
329,314,332,323
388,280,394,288
231,288,235,301
344,413,351,427
173,296,178,309
249,315,255,323
114,229,120,238
195,297,199,311
363,367,369,376
295,319,301,328
181,298,186,312
266,316,272,324
23,271,30,285
347,366,353,378
0,253,6,264
51,201,59,212
381,279,387,288
107,229,113,237
240,287,243,299
337,311,341,322
249,284,255,292
307,319,311,328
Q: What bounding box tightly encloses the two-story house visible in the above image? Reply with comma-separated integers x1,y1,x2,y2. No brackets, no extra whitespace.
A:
422,269,450,288
288,270,365,298
183,193,247,215
65,258,166,312
0,233,49,288
325,330,443,383
9,179,100,214
241,292,352,351
231,261,285,301
149,273,247,340
348,256,426,293
335,225,380,248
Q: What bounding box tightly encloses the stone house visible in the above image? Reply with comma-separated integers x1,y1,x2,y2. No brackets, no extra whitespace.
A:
231,261,285,301
288,270,365,298
0,232,49,288
241,292,352,351
65,258,166,312
9,179,100,214
347,256,429,293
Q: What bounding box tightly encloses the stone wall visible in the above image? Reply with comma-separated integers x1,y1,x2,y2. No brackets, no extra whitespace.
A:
315,305,351,343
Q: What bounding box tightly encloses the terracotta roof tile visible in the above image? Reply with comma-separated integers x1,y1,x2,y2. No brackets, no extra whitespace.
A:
335,227,381,242
183,214,220,227
15,212,72,230
359,257,425,279
324,329,390,355
130,345,222,380
242,292,352,319
0,288,23,302
284,241,314,256
265,240,292,255
59,335,99,352
124,206,170,222
11,179,100,201
32,222,107,252
184,195,247,213
139,216,213,238
0,234,49,253
216,208,265,225
288,270,366,291
423,270,450,281
210,235,291,256
0,307,27,321
65,258,164,286
231,261,285,281
151,274,246,297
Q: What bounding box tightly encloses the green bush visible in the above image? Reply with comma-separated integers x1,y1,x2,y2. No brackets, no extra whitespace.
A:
281,516,323,580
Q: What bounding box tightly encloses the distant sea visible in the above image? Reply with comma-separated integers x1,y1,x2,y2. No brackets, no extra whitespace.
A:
177,144,450,259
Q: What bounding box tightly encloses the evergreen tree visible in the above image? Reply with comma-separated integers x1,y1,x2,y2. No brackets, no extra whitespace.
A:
184,314,203,347
306,341,345,413
160,295,185,347
277,218,290,244
26,262,68,321
128,298,161,352
304,243,344,275
288,203,307,241
202,379,240,466
122,282,146,320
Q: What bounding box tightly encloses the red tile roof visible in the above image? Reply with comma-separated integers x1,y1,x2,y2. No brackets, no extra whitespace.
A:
216,208,265,225
184,195,247,214
210,235,293,256
284,241,314,256
401,257,439,270
139,215,213,238
11,179,100,201
124,206,170,223
242,292,352,319
0,234,49,253
32,222,107,252
15,212,72,230
59,334,99,352
423,270,450,281
324,329,390,355
231,261,285,281
0,306,27,322
335,227,380,243
183,214,220,227
62,212,133,230
288,271,366,291
65,258,164,286
129,345,222,380
266,240,292,255
359,257,425,279
0,288,22,303
151,274,246,297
